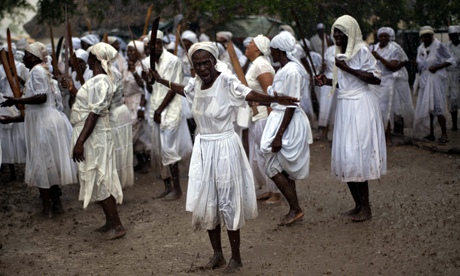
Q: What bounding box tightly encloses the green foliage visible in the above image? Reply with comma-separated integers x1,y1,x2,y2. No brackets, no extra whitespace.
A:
36,0,78,25
0,0,34,22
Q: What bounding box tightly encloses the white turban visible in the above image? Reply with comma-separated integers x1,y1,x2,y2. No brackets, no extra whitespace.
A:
75,48,89,62
107,36,118,45
16,38,28,51
243,37,253,48
317,23,325,30
188,42,229,80
148,30,164,42
81,34,100,46
3,43,17,54
279,25,296,38
72,37,81,50
448,25,460,34
253,35,271,56
26,42,48,61
199,33,210,42
89,42,118,80
181,30,198,44
419,26,434,36
293,43,306,60
388,28,396,41
270,31,304,70
216,31,233,41
377,27,393,37
127,40,145,55
166,41,176,51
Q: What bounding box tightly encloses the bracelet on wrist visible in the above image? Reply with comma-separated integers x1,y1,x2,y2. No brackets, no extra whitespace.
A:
137,106,145,111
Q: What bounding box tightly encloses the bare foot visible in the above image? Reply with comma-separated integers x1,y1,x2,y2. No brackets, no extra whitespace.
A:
351,208,372,222
340,207,360,217
105,226,127,240
278,210,304,226
263,193,281,205
94,222,112,233
223,259,243,274
162,191,182,201
200,253,226,270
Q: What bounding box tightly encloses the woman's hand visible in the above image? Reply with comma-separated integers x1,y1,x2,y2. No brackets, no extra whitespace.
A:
0,116,12,124
335,58,349,71
274,92,299,106
314,74,327,86
0,96,17,107
428,66,438,73
153,109,161,124
72,142,85,162
271,135,282,152
137,109,145,120
371,51,381,61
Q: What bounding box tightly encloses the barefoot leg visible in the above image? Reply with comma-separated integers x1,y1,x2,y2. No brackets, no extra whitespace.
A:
202,225,226,269
341,182,361,216
352,181,372,222
271,172,303,225
101,195,126,239
223,229,242,274
38,188,52,218
154,178,172,199
163,162,182,201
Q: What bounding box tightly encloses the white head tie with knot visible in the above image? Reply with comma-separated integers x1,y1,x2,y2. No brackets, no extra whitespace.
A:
89,42,118,80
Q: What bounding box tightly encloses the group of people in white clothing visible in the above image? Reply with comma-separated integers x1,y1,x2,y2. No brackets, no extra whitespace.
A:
1,13,459,274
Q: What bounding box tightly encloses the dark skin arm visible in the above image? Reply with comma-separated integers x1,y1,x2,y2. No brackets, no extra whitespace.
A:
372,51,400,72
315,58,381,87
2,94,47,105
0,115,24,124
72,112,100,162
154,90,176,124
429,62,451,73
271,108,295,152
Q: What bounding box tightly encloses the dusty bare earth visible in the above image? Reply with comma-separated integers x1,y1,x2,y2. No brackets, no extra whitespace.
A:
1,129,460,276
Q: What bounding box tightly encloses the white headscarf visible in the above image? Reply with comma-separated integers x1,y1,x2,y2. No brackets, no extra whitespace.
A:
188,41,229,79
270,31,305,72
331,15,367,93
127,40,145,56
216,31,233,42
253,35,271,56
148,30,164,42
448,25,460,34
279,25,296,38
419,26,434,36
75,48,89,63
181,30,198,44
72,37,81,50
107,36,118,45
377,27,393,37
81,34,100,46
243,37,253,48
388,28,396,41
89,42,118,80
26,42,51,72
199,33,210,42
2,43,17,54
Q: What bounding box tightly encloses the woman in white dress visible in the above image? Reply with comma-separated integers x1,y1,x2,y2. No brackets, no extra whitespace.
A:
414,26,454,143
151,42,298,274
110,67,134,189
244,35,281,204
0,42,77,217
315,15,386,222
260,32,313,226
71,43,125,240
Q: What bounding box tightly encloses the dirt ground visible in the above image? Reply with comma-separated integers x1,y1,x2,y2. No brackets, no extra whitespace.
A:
1,128,460,276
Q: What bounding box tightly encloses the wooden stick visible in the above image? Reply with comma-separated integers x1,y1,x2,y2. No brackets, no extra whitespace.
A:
149,17,160,72
67,21,85,86
173,24,181,56
227,41,259,116
291,10,317,76
85,18,92,34
143,4,154,36
7,29,20,93
102,32,108,43
0,50,24,116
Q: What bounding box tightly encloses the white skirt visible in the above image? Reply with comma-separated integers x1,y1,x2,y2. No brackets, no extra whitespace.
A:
332,92,387,182
318,87,337,127
261,108,312,180
392,77,415,127
110,104,134,189
24,106,77,188
186,130,258,231
0,122,26,164
72,117,123,208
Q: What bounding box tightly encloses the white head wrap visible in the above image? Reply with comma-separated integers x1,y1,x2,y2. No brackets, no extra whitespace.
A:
26,42,51,72
107,36,118,45
72,37,81,50
89,42,118,80
166,41,176,51
188,41,229,79
3,43,17,54
293,44,306,60
243,37,253,48
181,30,198,44
377,27,393,37
388,28,396,41
148,30,164,41
163,34,175,44
331,15,367,94
16,38,28,51
270,31,305,71
216,31,233,41
75,48,89,63
317,23,325,30
199,33,210,42
279,25,296,38
127,40,145,56
81,34,100,46
419,26,434,37
253,35,271,56
448,25,460,34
